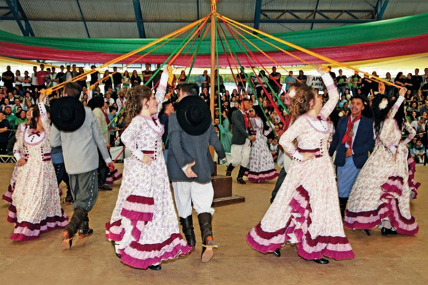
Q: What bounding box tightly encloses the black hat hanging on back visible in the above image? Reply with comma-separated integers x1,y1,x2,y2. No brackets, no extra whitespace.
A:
50,96,86,132
176,96,212,136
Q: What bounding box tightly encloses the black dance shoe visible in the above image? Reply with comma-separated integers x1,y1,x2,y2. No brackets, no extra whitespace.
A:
381,227,397,236
99,184,113,191
148,264,162,271
313,258,329,264
361,229,371,236
273,249,281,257
237,177,246,184
65,191,74,205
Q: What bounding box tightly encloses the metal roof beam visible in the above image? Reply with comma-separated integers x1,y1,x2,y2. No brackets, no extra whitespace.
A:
262,9,374,13
5,0,34,36
287,11,301,19
1,10,12,17
316,11,330,20
376,0,389,20
0,17,228,23
132,0,146,38
76,0,90,38
196,0,200,20
310,0,320,30
344,11,359,20
259,6,380,26
254,0,262,30
259,19,374,24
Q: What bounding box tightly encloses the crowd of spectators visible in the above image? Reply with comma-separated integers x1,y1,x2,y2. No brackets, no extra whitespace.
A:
1,63,428,164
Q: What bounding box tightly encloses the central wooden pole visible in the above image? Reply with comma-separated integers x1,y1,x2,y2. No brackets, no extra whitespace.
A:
208,1,245,207
209,2,216,158
210,9,216,119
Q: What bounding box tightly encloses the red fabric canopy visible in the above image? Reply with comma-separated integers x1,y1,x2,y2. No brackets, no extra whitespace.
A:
2,34,427,67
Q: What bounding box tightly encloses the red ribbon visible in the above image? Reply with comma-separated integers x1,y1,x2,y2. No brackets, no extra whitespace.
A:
341,115,361,148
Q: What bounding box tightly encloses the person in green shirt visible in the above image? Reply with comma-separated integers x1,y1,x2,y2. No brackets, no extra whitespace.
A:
4,106,16,129
15,110,28,126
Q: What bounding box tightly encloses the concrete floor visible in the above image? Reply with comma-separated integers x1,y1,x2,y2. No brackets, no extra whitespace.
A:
0,163,427,285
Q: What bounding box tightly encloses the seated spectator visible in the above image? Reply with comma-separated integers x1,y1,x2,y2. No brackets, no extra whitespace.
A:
343,88,351,100
12,98,24,114
15,110,27,126
409,110,418,122
22,91,35,107
407,101,420,116
104,91,115,106
415,117,427,133
1,98,11,112
338,94,347,108
416,132,427,148
410,140,425,163
3,106,16,129
411,89,424,102
340,101,350,117
420,99,428,115
409,137,418,150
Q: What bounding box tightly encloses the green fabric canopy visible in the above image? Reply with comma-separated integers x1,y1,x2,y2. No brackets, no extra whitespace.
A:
1,13,427,55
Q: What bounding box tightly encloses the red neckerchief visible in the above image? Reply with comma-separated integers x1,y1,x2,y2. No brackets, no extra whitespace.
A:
341,115,361,148
241,110,249,129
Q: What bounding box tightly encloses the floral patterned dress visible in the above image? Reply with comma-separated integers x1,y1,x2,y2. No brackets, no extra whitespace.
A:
245,117,278,182
344,97,419,235
105,73,191,269
2,124,26,204
247,85,355,261
7,103,68,241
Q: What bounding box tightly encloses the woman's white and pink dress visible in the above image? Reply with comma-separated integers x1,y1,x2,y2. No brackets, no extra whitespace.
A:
105,72,191,269
247,81,355,260
344,97,419,235
2,124,26,204
7,103,68,241
245,117,278,182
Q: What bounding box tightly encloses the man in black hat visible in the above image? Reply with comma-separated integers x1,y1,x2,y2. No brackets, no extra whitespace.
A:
225,98,256,184
50,82,114,248
167,83,225,263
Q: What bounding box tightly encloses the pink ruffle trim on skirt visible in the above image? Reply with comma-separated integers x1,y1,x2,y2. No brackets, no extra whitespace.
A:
105,194,191,269
245,169,279,183
407,156,421,199
2,184,14,204
106,195,154,242
344,175,419,235
247,185,354,261
7,205,68,241
119,233,192,269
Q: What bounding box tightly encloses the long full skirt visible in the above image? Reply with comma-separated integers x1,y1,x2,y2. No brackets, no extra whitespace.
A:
344,145,419,235
245,134,278,183
247,156,354,260
8,158,68,241
105,155,191,269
